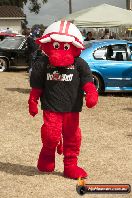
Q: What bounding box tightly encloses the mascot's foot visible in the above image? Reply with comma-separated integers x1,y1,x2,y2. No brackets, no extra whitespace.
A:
64,165,88,179
37,149,55,172
37,156,55,172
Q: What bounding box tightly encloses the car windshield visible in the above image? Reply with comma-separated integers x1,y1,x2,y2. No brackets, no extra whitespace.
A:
84,41,92,49
128,43,132,52
0,38,24,49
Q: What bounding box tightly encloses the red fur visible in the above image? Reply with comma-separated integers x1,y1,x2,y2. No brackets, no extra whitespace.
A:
49,50,74,66
39,41,82,67
30,35,95,179
37,111,88,178
28,88,43,117
37,111,62,172
82,82,98,108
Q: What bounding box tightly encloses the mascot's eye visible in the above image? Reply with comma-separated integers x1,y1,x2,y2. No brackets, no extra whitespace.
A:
64,43,70,50
53,42,60,49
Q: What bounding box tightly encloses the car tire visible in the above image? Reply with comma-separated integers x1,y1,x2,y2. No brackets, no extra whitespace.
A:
92,73,104,94
0,58,8,72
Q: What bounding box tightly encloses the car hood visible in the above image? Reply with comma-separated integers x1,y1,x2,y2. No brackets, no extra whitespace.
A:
0,48,11,56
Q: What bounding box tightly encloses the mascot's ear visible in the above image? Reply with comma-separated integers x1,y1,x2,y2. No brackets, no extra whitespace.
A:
38,42,53,57
71,45,84,57
35,37,42,45
35,36,52,56
35,35,51,45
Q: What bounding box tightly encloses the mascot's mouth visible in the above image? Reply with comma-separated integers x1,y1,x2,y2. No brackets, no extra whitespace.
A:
49,50,74,67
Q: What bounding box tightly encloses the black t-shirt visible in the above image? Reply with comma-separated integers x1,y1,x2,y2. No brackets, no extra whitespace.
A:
26,36,37,54
30,55,93,112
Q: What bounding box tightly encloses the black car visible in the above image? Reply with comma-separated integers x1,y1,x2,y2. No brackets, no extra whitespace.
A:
0,36,28,72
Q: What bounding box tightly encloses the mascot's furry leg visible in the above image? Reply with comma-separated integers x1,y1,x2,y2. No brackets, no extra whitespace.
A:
62,112,88,179
37,111,62,172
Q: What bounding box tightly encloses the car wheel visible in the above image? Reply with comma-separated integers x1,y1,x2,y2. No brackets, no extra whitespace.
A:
0,58,8,72
93,74,104,93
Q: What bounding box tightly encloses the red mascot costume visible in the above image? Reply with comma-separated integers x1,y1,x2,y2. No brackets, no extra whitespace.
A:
28,20,98,179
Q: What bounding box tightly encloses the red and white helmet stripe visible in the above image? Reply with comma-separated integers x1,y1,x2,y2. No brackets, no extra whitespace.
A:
36,20,84,49
59,21,71,34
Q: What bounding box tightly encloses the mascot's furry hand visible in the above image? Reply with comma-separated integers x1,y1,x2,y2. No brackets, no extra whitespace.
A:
82,82,98,108
28,88,43,117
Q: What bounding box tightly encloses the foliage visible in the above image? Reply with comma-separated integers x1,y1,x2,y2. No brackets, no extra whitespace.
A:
0,0,27,7
31,24,47,37
0,0,48,14
28,0,48,14
32,24,47,31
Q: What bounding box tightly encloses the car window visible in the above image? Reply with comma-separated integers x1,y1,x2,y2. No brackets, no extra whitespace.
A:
128,43,132,51
128,43,132,61
94,47,106,60
112,44,127,61
0,38,23,49
94,44,128,61
84,42,92,49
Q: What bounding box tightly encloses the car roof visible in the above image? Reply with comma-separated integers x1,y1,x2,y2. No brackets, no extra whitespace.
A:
3,36,26,40
0,32,17,36
84,39,132,49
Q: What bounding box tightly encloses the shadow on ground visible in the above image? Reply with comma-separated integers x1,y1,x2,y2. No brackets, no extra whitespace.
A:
101,92,132,98
7,67,27,73
5,88,30,94
122,108,132,112
0,161,63,177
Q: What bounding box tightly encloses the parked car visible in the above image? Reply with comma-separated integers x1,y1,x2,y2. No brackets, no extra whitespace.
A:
81,39,132,93
0,32,17,41
0,36,28,72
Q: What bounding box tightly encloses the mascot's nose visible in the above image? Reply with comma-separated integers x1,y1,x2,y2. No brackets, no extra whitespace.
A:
49,50,74,67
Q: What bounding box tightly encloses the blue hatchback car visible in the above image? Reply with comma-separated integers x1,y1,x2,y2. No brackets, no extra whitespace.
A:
80,39,132,93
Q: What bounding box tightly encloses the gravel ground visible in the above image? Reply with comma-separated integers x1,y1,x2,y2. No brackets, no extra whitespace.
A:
0,69,132,198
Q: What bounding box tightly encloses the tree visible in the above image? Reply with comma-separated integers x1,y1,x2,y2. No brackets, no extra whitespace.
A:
0,0,27,8
31,24,47,37
0,0,48,14
29,0,48,14
32,24,47,32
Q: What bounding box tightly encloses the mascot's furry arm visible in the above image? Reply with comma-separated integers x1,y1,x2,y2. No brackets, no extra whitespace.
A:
82,82,98,108
28,88,43,117
76,57,98,108
28,56,48,117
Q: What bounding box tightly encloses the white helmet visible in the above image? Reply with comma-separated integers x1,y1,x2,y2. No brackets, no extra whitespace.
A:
37,20,84,49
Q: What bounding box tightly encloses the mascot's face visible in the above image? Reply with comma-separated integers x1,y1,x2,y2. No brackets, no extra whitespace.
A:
40,40,82,67
36,20,84,67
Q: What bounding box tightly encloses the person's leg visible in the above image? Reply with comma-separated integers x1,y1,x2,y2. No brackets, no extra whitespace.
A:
62,112,87,179
37,111,62,172
27,54,32,73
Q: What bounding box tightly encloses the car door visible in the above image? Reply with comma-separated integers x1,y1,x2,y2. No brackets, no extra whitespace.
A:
3,37,28,67
16,41,28,66
93,44,132,90
128,42,132,60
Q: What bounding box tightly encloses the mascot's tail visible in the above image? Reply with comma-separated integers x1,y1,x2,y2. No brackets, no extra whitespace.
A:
57,138,63,155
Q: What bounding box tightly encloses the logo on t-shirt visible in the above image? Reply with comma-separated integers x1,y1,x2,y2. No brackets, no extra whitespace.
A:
47,71,73,81
67,65,75,69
